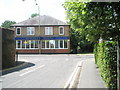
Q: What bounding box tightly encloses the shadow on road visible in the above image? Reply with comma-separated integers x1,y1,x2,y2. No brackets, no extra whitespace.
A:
2,61,35,75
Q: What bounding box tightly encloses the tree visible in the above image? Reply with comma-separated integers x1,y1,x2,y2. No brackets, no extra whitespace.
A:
31,13,39,18
1,20,16,29
63,2,120,42
70,28,94,53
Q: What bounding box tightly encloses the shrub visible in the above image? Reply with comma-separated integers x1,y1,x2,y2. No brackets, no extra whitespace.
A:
94,41,117,89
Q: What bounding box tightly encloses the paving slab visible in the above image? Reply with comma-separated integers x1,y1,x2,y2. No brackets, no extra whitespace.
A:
78,58,107,88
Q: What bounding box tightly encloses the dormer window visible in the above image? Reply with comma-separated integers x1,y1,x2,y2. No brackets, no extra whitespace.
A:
59,26,64,35
16,27,21,35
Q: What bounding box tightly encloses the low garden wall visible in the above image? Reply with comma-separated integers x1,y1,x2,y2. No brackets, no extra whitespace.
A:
1,28,15,69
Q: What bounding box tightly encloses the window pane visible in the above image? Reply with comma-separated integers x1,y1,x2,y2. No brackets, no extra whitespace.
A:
50,27,53,35
45,27,53,35
45,27,48,35
27,27,34,35
60,40,63,48
46,40,50,48
17,40,21,48
31,40,35,48
31,30,34,35
50,40,54,48
35,40,38,48
22,40,25,48
64,40,67,48
42,40,45,48
27,27,30,35
16,28,20,35
60,28,63,34
55,40,59,48
17,28,20,34
59,27,64,35
26,40,30,48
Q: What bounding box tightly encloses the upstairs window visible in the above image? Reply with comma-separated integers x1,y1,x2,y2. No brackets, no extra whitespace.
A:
16,27,21,35
45,27,53,35
27,27,35,35
59,26,64,35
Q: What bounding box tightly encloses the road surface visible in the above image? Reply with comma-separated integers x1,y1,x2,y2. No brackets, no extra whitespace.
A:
1,54,92,88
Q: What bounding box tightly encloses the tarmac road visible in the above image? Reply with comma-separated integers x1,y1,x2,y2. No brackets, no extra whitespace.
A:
2,54,86,88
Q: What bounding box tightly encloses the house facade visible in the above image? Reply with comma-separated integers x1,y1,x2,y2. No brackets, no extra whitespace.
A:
11,15,70,54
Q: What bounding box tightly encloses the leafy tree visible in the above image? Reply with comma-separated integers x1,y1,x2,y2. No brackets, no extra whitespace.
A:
63,2,120,42
1,20,16,29
31,13,39,18
70,28,94,53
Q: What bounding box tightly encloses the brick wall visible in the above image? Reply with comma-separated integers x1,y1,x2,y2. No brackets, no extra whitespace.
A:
13,25,70,37
41,49,70,54
1,28,15,69
16,49,70,54
17,49,39,54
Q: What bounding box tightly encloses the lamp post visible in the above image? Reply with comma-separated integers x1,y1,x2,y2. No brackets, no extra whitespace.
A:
35,1,41,54
22,0,41,54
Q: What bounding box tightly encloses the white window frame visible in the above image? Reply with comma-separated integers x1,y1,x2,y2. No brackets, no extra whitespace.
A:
16,27,21,35
45,27,53,35
16,40,22,49
59,26,64,35
64,40,68,49
27,27,35,35
16,40,39,49
41,40,68,49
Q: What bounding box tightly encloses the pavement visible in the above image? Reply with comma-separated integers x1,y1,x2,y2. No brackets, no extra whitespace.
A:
77,55,108,88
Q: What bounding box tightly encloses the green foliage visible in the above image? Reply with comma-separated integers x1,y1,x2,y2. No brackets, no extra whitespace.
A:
70,28,94,53
1,20,16,29
31,13,39,18
94,41,117,89
63,2,120,42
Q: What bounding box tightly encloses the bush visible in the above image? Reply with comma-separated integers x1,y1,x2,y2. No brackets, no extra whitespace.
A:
94,41,117,89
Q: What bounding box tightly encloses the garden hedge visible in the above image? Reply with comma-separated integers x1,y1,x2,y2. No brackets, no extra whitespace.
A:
94,41,117,89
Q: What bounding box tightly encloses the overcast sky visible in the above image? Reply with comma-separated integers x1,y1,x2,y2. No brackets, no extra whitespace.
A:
0,0,67,26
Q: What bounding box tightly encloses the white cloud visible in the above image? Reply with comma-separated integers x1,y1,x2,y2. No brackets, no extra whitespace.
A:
0,0,66,26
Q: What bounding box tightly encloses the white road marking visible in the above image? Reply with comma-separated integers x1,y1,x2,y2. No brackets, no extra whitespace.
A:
19,65,45,76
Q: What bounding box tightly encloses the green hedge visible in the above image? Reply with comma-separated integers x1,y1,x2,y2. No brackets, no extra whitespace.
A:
94,41,117,89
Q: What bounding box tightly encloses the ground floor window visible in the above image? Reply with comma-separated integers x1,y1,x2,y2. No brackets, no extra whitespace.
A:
16,40,39,49
41,40,68,49
16,40,68,49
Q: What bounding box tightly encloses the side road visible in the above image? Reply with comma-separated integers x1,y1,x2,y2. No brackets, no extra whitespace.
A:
77,56,107,88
